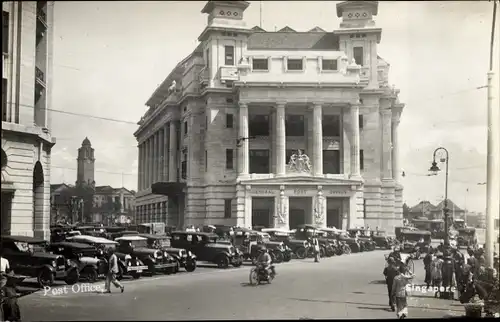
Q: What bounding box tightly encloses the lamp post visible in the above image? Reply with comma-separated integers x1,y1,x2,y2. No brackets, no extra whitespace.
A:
429,147,450,246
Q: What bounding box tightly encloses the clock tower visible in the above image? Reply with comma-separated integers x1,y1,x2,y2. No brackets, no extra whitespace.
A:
76,137,95,187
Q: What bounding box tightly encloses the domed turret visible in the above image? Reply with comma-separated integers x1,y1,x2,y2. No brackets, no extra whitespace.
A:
82,137,91,147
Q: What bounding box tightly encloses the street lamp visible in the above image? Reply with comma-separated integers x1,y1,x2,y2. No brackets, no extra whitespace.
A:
428,147,450,246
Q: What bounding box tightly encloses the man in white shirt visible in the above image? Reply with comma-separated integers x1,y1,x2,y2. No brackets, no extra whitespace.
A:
1,256,11,289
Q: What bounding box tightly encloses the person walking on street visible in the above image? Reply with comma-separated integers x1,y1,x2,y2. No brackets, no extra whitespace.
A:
431,252,444,298
383,257,399,311
441,250,456,300
0,256,10,289
104,248,124,293
423,248,434,288
391,265,415,319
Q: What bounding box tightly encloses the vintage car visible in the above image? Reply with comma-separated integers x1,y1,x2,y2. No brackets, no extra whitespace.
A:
115,236,178,275
347,229,376,251
50,224,79,243
395,226,418,241
137,234,197,272
321,229,361,253
294,225,332,258
399,230,432,258
263,228,310,259
456,227,477,248
0,235,79,288
47,241,107,282
213,225,235,239
235,228,292,263
75,225,107,237
66,235,145,279
370,230,394,249
318,227,352,255
169,231,242,268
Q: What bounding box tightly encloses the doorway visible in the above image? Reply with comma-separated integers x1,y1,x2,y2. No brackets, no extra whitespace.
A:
1,191,13,235
252,197,274,228
289,197,312,229
327,197,343,229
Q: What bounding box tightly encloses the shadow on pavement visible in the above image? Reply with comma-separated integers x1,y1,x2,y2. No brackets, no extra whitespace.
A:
369,280,387,285
357,305,393,312
240,282,254,287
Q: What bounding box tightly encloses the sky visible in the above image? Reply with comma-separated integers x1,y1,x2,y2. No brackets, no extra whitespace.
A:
49,1,499,213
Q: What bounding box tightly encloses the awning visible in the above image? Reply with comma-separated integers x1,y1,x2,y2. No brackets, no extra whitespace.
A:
151,182,186,196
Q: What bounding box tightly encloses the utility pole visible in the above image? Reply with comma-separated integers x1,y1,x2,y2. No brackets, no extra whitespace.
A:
485,0,499,269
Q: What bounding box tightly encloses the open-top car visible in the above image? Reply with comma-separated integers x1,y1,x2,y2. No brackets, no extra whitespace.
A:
320,228,361,253
294,224,333,258
136,234,197,272
347,228,376,251
47,241,108,282
169,231,242,268
456,227,477,248
0,235,79,288
115,236,178,275
262,228,310,259
318,227,352,255
399,230,432,258
234,228,292,263
370,230,395,249
395,226,418,241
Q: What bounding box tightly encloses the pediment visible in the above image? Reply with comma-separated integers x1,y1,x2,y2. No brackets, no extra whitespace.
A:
239,175,363,186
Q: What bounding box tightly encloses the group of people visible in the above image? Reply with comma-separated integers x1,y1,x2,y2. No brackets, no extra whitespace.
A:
383,247,415,319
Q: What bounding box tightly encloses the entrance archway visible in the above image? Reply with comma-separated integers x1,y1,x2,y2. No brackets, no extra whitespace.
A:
33,161,44,238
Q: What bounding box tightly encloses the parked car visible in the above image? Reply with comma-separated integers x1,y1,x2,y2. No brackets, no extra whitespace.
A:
138,234,197,272
66,234,146,280
0,235,79,288
399,230,432,258
234,228,292,263
347,229,376,251
370,230,394,249
47,241,108,282
456,227,477,248
115,236,178,275
263,228,310,259
318,228,352,255
169,231,242,268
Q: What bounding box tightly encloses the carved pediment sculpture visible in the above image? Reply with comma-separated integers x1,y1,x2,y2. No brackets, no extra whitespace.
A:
168,80,177,93
287,149,311,173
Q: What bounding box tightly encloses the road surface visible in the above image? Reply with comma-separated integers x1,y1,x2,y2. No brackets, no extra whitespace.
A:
19,251,463,320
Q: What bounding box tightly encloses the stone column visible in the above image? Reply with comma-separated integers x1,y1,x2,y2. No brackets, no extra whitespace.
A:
381,109,392,180
169,121,178,182
275,102,286,175
350,103,361,177
153,132,159,183
391,114,400,182
238,102,249,175
163,124,169,181
138,144,143,190
145,138,151,189
312,103,323,176
158,129,164,182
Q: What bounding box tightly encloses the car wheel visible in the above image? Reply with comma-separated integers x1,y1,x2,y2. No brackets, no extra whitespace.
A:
216,255,230,269
319,247,326,258
37,268,55,288
148,264,156,276
64,269,80,285
406,259,415,274
296,247,307,259
344,245,352,255
273,251,284,264
185,260,196,272
81,266,98,283
130,271,141,279
283,252,292,262
249,268,258,285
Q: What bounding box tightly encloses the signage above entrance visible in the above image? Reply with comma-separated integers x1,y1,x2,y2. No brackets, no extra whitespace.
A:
252,188,278,196
325,189,350,196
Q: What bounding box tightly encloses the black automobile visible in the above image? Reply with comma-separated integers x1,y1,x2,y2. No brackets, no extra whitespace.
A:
370,230,394,249
233,229,292,263
264,229,310,259
115,236,178,275
46,241,108,282
170,231,242,268
347,229,376,251
1,235,79,288
138,234,197,272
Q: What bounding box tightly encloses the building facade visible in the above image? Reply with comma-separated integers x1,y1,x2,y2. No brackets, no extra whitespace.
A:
50,138,136,225
1,1,55,240
134,1,405,232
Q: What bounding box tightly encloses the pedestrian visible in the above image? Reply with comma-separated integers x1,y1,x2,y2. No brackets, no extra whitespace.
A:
391,265,415,319
441,250,456,299
1,255,11,289
383,257,399,311
312,236,320,262
423,248,434,288
431,252,444,298
104,248,124,293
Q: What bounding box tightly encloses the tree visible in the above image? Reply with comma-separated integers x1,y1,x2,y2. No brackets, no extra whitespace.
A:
403,203,410,219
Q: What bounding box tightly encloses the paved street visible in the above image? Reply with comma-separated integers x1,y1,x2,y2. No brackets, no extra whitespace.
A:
19,251,463,320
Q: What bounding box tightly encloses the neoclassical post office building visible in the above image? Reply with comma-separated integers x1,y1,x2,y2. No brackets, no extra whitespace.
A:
134,0,405,232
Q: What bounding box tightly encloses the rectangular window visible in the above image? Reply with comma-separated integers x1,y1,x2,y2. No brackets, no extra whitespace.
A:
323,150,340,174
184,121,188,135
359,115,364,130
2,11,8,55
205,48,210,67
322,115,340,136
225,149,234,170
287,59,303,71
353,47,364,66
360,149,364,170
322,59,338,71
249,115,269,136
224,199,232,218
252,58,268,71
226,113,233,128
224,46,235,66
285,115,305,136
249,150,270,174
2,78,7,122
205,150,208,171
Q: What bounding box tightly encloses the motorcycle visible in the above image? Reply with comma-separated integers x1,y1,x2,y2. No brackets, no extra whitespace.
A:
249,265,276,285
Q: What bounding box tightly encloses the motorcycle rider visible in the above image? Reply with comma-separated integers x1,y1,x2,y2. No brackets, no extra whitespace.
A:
256,246,276,277
389,246,402,263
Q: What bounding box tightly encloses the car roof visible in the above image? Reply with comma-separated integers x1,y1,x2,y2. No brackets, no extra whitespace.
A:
2,235,47,243
401,230,432,236
319,227,341,232
115,236,147,241
139,234,169,239
49,241,95,249
171,231,218,237
261,228,293,233
67,235,118,244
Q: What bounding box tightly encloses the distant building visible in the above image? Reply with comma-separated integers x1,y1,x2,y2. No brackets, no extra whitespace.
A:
1,2,55,240
408,199,466,221
50,138,135,225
